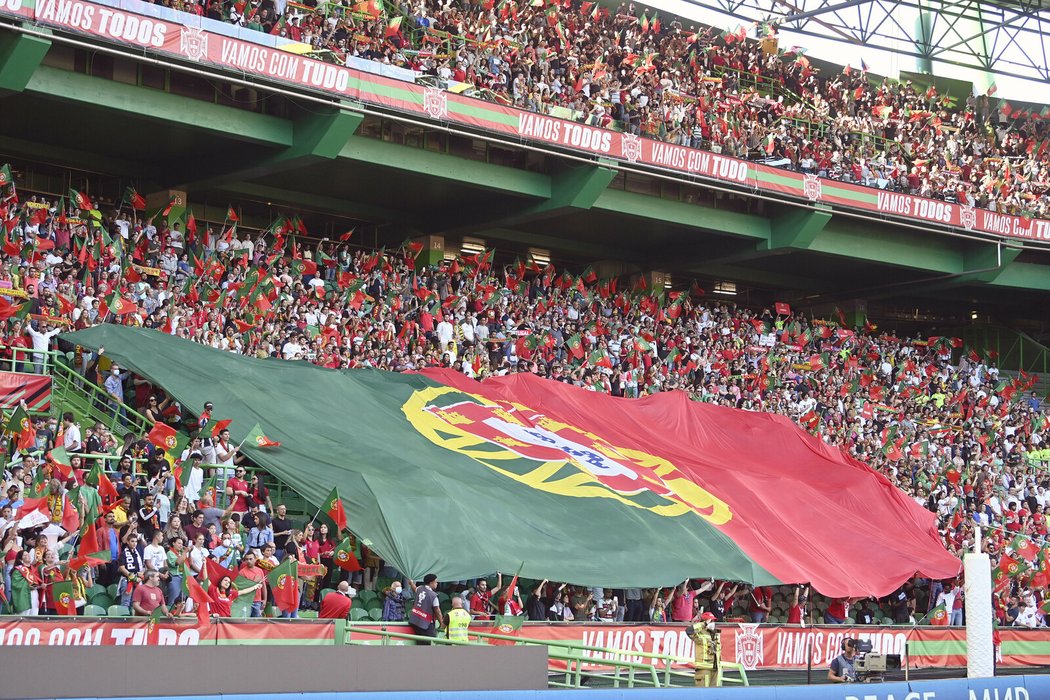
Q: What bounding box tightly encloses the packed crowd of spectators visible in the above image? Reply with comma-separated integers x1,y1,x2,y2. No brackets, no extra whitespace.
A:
152,0,1050,219
0,170,1049,625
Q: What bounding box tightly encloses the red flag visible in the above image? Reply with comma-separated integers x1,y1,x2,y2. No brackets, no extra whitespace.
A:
774,302,791,316
211,418,233,438
147,422,178,451
184,565,211,626
205,557,234,585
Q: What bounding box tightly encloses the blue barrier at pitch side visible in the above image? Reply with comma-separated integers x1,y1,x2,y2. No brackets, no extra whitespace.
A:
61,675,1050,700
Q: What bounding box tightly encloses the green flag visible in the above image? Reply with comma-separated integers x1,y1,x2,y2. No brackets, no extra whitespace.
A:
0,163,12,187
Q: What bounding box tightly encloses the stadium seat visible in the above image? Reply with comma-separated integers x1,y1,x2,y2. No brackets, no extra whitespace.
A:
83,604,107,617
368,608,383,621
107,605,131,617
358,590,378,605
90,594,113,609
883,617,894,625
350,607,369,621
299,610,318,619
106,584,119,599
844,617,855,624
436,592,450,605
86,584,105,599
321,588,336,600
366,600,383,613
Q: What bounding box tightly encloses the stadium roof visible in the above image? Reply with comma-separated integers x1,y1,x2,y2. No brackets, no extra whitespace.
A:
672,0,1050,85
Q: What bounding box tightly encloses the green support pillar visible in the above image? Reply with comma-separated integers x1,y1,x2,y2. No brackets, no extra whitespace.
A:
0,26,51,96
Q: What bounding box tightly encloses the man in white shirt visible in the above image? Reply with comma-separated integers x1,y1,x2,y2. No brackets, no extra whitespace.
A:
61,412,82,452
25,320,60,372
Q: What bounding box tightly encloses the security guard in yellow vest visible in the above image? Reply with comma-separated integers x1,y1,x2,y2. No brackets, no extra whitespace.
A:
687,612,722,687
447,596,472,642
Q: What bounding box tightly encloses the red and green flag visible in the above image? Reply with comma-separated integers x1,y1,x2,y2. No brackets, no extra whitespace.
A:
66,326,963,597
323,486,347,533
102,292,136,316
123,187,147,211
182,563,211,625
69,189,93,211
1011,536,1040,562
0,163,11,187
332,536,363,571
267,559,300,614
6,405,35,451
919,603,949,626
245,423,281,448
52,580,78,615
146,421,178,451
565,334,584,360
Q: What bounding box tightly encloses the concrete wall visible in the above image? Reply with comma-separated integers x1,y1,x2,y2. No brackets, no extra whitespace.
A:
0,645,546,699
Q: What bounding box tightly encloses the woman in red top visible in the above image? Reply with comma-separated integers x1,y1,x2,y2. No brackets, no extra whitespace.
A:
315,520,336,591
39,550,64,615
206,575,260,618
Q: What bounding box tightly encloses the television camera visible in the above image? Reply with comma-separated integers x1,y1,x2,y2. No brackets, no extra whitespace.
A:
845,638,902,683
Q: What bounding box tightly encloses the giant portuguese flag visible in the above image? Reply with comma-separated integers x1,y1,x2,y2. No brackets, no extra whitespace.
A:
63,326,959,596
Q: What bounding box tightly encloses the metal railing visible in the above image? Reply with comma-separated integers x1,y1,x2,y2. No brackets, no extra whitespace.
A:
0,344,151,437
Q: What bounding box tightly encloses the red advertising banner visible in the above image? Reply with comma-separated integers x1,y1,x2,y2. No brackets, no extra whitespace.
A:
2,0,1048,243
0,371,52,411
1,618,1049,670
0,618,335,646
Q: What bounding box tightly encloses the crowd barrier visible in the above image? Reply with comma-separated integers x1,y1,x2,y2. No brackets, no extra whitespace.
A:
3,618,1050,672
1,0,1048,242
52,674,1049,700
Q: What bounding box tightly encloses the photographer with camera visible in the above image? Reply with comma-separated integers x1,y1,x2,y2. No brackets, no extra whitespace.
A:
828,638,859,683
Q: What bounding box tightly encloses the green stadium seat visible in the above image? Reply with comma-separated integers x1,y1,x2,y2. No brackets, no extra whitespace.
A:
844,617,855,625
299,610,318,619
107,605,131,617
366,600,383,612
321,588,336,600
90,595,113,610
436,592,450,605
87,584,105,599
350,607,369,621
882,617,894,625
358,590,377,605
106,584,119,599
83,604,107,617
368,607,383,621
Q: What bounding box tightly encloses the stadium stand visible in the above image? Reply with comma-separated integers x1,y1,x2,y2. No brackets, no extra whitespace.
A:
199,0,1049,220
0,164,1048,629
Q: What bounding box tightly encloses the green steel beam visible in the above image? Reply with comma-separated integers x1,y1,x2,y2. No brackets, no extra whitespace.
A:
338,137,550,199
808,220,964,273
0,26,51,96
963,242,1023,283
175,107,363,190
436,162,616,236
593,189,770,240
762,205,832,252
984,262,1050,291
217,182,417,225
24,65,293,147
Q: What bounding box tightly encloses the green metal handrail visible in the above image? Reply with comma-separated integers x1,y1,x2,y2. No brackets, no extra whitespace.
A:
0,344,152,437
342,624,668,688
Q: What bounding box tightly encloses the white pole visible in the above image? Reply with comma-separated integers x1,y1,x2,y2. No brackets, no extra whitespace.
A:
964,542,994,678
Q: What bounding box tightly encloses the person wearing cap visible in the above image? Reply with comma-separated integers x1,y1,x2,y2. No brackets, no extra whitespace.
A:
408,573,444,643
319,580,357,620
686,611,722,687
